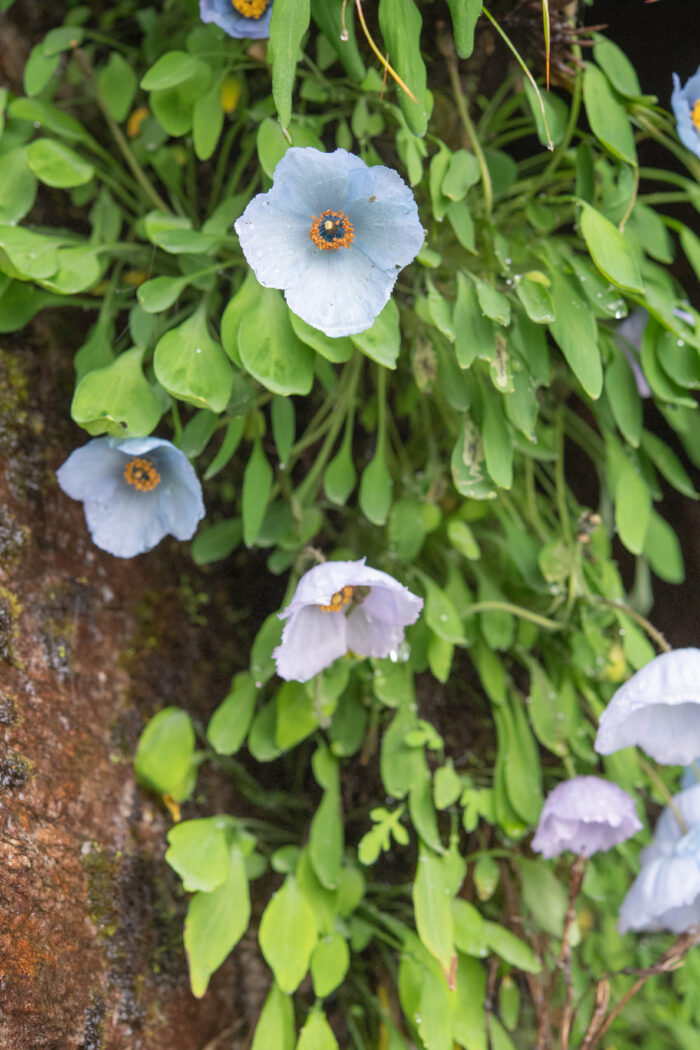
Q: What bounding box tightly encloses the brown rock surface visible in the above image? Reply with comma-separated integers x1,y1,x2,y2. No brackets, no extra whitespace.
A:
0,341,248,1049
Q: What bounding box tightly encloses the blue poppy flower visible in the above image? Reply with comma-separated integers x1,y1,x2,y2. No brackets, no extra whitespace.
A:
57,436,205,558
531,776,641,859
234,147,424,338
200,0,272,39
619,817,700,934
672,66,700,158
274,558,423,682
595,648,700,765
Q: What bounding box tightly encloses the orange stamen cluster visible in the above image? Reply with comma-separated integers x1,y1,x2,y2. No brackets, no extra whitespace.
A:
231,0,269,18
692,99,700,132
320,585,356,613
309,210,355,251
124,457,161,493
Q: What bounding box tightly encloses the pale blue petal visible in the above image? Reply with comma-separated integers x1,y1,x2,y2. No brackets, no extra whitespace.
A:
362,585,423,627
154,446,206,540
274,604,347,681
113,436,178,456
235,193,314,290
345,607,406,659
56,439,124,502
200,0,272,38
84,488,166,557
281,559,367,617
672,72,700,157
285,245,395,337
531,776,641,858
269,147,365,219
346,165,425,272
641,784,700,864
618,855,700,933
681,66,700,104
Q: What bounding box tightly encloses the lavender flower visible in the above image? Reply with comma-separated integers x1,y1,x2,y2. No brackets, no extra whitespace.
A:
531,776,642,859
235,147,424,337
672,65,700,159
57,436,204,558
273,558,423,682
595,649,700,765
200,0,273,39
619,823,700,934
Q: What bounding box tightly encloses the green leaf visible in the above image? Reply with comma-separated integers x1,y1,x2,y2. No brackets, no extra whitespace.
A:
141,51,204,90
24,43,60,96
204,417,246,481
191,519,242,565
446,0,482,60
420,573,466,645
251,983,295,1050
240,288,314,395
583,64,637,166
259,875,318,993
310,751,343,889
350,299,401,368
605,344,642,447
269,0,311,129
515,274,555,325
579,203,643,293
296,1010,339,1050
310,933,350,998
523,80,569,148
185,848,250,997
271,396,295,466
71,346,163,437
442,149,481,201
208,672,258,756
310,0,365,80
26,139,94,188
640,430,698,499
517,858,572,939
193,77,225,161
257,116,323,179
242,439,273,547
434,760,462,810
643,510,684,584
615,458,651,555
134,707,195,798
359,441,393,526
454,273,495,368
138,275,188,314
452,900,487,958
0,149,37,224
482,922,541,973
289,311,353,363
98,53,137,122
548,270,603,398
482,390,513,489
166,817,233,892
593,35,642,98
42,25,85,55
446,200,476,253
413,843,455,975
453,954,487,1050
324,433,357,506
378,0,428,137
154,306,234,412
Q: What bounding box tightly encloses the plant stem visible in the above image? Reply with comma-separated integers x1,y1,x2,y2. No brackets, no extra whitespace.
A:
585,595,671,654
445,51,493,218
637,754,688,833
464,601,563,631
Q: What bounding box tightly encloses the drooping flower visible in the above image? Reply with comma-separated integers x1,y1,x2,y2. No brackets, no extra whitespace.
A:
57,436,205,558
199,0,273,39
594,648,700,765
640,783,700,864
531,776,642,859
273,558,423,682
671,66,700,159
618,822,700,934
234,147,424,338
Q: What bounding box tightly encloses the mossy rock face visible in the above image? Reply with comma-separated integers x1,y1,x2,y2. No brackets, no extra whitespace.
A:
0,340,245,1048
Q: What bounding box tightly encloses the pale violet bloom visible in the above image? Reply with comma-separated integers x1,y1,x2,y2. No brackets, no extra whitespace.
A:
274,558,423,682
595,649,700,765
619,823,700,934
235,147,424,338
200,0,272,39
57,436,205,558
672,66,700,158
531,776,641,859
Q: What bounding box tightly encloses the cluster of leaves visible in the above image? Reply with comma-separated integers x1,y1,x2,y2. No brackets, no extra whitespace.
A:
5,0,700,1046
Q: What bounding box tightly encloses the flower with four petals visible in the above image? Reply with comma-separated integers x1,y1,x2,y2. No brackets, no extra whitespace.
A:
531,775,642,859
235,147,424,337
57,436,205,558
273,558,423,683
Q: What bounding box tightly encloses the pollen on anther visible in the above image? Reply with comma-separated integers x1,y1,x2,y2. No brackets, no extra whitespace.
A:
124,456,161,493
231,0,270,17
692,99,700,132
309,209,355,251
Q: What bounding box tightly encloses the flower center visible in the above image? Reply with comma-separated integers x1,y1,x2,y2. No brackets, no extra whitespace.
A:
309,210,355,252
231,0,270,18
692,99,700,132
320,584,370,613
124,456,161,493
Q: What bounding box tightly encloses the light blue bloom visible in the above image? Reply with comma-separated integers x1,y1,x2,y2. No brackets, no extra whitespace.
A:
595,648,700,765
531,776,641,859
274,558,423,682
57,436,205,558
235,147,424,338
619,818,700,934
199,0,273,39
672,66,700,158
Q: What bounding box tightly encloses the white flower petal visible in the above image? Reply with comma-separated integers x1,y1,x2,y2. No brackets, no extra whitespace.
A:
618,853,700,934
345,606,406,659
274,604,348,682
531,776,641,859
56,439,124,503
